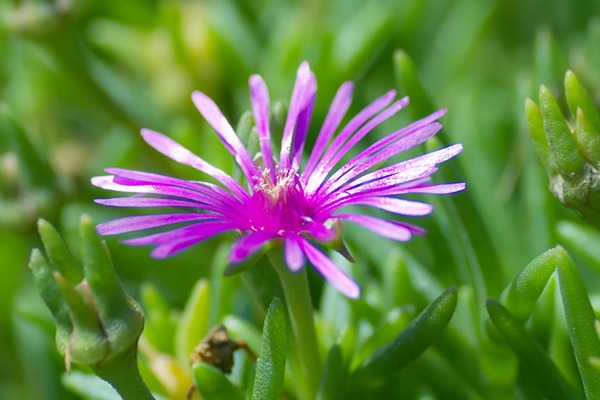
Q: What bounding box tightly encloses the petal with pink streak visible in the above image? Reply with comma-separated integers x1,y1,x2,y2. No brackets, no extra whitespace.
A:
139,128,249,200
298,238,360,299
284,235,305,272
97,213,218,235
337,214,413,241
228,231,275,264
191,92,258,182
249,75,275,173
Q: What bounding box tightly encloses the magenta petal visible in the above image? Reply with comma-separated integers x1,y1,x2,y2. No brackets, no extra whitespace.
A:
303,92,402,193
151,237,211,259
123,221,233,246
303,81,354,180
249,75,275,173
280,62,316,169
349,197,433,216
97,213,217,235
284,235,305,272
228,232,274,264
191,92,258,182
298,238,360,299
95,197,203,208
337,214,412,241
139,129,249,201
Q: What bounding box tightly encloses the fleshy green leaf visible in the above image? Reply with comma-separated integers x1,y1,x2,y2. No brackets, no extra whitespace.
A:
526,97,557,175
175,279,211,366
574,108,600,169
486,299,583,400
251,297,286,400
192,363,244,400
38,219,83,284
316,344,344,400
565,71,600,136
500,247,558,321
556,247,600,399
348,286,457,391
538,85,586,176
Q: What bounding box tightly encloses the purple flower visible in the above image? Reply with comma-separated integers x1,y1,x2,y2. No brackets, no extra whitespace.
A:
91,62,464,299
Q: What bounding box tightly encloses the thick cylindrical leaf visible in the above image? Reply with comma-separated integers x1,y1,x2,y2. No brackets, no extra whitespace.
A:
500,247,558,321
565,71,600,135
251,297,286,400
192,362,244,400
486,299,583,400
38,219,83,284
556,247,600,399
349,286,457,390
29,249,72,348
574,108,600,170
526,98,557,176
317,344,344,400
538,85,586,177
175,279,211,366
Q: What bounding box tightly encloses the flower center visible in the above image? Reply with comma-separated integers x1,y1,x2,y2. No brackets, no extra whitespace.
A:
248,168,309,235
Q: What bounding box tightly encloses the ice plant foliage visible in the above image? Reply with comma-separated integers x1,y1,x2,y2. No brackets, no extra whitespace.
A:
91,62,464,298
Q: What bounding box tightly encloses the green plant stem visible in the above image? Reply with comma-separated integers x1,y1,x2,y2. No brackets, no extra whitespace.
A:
268,250,322,400
93,348,154,400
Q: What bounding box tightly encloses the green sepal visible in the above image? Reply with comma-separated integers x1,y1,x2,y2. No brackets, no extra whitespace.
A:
348,286,457,390
539,85,586,177
500,247,558,322
54,272,108,366
29,248,72,349
251,297,286,400
485,299,583,400
574,108,600,169
526,98,557,176
80,215,144,358
393,49,435,120
565,71,600,136
316,344,344,400
192,362,244,400
175,279,210,366
556,247,600,399
38,219,83,284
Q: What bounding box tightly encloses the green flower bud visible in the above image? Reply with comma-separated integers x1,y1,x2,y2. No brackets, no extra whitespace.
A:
527,72,600,229
31,215,152,399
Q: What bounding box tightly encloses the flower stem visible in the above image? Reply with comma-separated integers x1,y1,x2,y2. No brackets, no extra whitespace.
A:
93,347,155,400
268,249,322,400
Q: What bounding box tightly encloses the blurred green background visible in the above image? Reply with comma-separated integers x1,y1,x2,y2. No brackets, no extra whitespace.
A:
1,0,600,399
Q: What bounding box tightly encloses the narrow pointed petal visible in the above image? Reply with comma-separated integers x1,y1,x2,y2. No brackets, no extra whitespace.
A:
95,197,204,209
191,92,258,182
298,238,360,299
249,75,275,173
303,81,354,179
140,128,249,200
284,235,305,272
310,89,397,180
91,176,238,217
337,214,413,241
96,213,218,235
280,62,316,169
291,92,316,169
123,221,234,246
320,121,444,198
229,232,274,264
